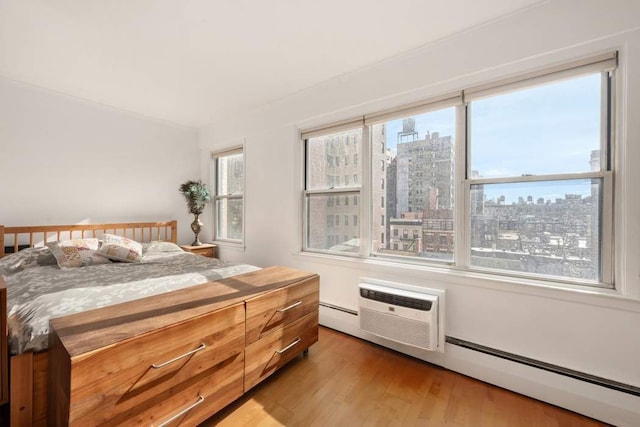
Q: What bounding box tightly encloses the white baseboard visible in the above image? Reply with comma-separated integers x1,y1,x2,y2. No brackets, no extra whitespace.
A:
320,305,640,427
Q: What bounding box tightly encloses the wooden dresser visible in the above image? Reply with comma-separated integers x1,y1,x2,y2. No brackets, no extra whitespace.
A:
48,266,319,426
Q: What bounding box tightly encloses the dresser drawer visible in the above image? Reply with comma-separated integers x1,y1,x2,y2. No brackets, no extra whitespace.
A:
101,351,244,427
67,303,245,425
245,276,319,345
244,311,319,391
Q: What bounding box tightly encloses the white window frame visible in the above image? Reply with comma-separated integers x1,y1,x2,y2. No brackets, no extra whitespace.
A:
211,147,245,245
302,119,364,257
299,51,617,289
463,52,616,287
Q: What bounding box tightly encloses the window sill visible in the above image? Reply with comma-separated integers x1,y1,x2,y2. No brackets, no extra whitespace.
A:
292,251,640,313
213,240,246,252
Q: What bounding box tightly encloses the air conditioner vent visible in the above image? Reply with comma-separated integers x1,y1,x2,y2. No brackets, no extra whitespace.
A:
360,288,433,311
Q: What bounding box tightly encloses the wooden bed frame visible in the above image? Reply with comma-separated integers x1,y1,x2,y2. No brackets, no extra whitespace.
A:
0,220,178,426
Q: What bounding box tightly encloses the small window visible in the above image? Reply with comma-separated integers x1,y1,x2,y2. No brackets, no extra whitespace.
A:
213,148,244,243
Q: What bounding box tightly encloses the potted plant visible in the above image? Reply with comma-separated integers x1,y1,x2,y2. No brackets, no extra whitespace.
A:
179,180,211,245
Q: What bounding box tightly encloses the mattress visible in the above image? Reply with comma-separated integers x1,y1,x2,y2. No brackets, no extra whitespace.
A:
0,243,259,354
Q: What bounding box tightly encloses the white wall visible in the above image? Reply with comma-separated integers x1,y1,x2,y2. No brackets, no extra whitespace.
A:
200,1,640,425
0,77,201,242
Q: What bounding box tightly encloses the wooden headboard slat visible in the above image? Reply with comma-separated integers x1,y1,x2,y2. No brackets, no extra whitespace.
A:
0,220,178,258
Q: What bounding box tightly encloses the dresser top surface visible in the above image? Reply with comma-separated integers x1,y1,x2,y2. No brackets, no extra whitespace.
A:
50,266,318,357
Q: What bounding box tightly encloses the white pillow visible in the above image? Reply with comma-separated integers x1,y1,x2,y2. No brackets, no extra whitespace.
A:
142,241,184,255
48,238,111,269
98,234,143,263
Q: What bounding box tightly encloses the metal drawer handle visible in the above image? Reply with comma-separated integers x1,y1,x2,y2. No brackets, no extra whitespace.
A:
151,343,206,369
275,337,301,355
276,300,302,313
156,395,205,427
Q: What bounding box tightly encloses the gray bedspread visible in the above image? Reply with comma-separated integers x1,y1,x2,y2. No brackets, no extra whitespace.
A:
1,248,259,354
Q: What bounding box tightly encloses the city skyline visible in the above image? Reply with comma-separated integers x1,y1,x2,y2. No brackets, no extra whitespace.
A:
384,72,602,204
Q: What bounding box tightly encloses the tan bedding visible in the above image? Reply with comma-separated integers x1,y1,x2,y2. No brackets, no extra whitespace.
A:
0,243,259,354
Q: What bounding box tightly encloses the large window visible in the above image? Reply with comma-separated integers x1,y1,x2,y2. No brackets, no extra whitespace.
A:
213,148,244,242
468,72,609,282
302,52,616,287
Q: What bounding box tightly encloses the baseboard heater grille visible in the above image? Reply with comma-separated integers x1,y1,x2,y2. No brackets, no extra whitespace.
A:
446,336,640,397
319,301,358,316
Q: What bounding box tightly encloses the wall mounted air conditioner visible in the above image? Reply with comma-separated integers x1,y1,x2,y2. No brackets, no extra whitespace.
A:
359,280,444,352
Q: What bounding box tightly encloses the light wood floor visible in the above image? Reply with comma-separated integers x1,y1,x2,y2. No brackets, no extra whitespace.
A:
202,326,607,426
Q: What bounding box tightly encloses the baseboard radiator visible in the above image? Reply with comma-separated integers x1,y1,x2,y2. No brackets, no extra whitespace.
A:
319,301,358,316
320,300,639,397
446,336,640,397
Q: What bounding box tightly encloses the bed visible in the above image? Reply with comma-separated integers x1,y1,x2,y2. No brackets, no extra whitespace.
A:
0,220,319,426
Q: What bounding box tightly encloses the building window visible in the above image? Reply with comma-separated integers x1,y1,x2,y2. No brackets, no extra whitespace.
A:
302,52,616,287
371,106,456,262
303,127,362,254
213,147,244,243
467,69,612,283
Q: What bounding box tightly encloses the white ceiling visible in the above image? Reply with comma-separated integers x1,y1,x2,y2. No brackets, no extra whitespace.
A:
0,0,541,128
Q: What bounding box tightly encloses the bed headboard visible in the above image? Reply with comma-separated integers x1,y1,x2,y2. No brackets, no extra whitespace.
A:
0,220,178,258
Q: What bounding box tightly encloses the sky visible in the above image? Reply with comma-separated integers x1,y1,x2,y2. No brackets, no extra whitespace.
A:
383,73,603,204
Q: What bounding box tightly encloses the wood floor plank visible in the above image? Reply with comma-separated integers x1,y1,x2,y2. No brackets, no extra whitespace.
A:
202,327,609,427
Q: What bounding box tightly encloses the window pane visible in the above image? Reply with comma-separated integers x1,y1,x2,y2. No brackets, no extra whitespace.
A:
217,153,244,194
470,179,601,281
306,193,360,253
307,129,362,190
371,108,456,261
470,73,602,178
216,198,243,240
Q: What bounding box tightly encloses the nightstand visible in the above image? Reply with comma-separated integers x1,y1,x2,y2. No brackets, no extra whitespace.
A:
180,243,216,258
